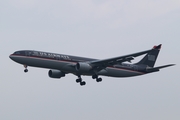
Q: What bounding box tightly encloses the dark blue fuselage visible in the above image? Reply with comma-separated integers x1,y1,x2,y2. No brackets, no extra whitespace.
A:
10,50,147,77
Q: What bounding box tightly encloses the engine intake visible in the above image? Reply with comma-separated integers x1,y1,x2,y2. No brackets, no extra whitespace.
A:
48,70,65,78
76,62,92,72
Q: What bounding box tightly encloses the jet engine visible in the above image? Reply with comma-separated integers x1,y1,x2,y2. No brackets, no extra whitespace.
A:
75,62,92,72
48,70,65,78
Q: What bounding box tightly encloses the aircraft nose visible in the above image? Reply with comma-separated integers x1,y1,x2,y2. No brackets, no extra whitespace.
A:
9,54,14,60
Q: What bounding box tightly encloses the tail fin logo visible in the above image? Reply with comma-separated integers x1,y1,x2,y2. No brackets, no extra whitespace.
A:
148,55,156,61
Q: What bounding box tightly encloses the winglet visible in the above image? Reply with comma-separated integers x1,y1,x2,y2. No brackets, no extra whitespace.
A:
153,44,162,50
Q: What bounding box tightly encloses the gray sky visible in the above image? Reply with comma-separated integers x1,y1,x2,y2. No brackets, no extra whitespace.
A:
0,0,180,120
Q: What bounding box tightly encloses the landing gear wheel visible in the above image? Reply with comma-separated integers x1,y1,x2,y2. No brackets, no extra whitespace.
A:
80,81,86,86
92,74,98,79
76,75,85,85
76,78,82,83
96,78,102,82
24,69,28,73
23,65,28,73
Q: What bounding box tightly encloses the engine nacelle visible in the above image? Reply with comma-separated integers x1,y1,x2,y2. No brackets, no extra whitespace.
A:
48,70,65,78
75,62,92,72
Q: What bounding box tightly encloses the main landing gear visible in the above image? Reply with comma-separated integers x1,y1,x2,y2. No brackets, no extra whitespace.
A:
76,75,102,86
76,76,86,86
92,74,102,82
24,65,28,73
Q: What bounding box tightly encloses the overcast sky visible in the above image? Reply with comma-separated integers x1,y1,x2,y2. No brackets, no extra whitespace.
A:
0,0,180,120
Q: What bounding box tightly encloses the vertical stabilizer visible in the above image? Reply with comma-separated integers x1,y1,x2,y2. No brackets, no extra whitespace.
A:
136,44,162,67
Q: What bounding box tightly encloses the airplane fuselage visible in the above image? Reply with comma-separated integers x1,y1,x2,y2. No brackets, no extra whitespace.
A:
9,50,147,78
9,44,175,86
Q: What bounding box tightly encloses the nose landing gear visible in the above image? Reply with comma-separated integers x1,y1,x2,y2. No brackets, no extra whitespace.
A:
23,65,28,73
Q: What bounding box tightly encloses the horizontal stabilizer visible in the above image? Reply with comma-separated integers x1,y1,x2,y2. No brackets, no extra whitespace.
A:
147,64,175,72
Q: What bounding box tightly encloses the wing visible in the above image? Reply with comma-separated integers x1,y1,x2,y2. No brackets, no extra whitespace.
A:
88,49,153,70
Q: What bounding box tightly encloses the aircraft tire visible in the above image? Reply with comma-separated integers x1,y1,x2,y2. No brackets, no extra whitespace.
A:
24,69,28,73
92,75,98,79
96,78,102,82
76,79,82,83
80,81,86,86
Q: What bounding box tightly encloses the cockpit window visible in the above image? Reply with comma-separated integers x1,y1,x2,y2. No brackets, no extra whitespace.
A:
14,51,21,54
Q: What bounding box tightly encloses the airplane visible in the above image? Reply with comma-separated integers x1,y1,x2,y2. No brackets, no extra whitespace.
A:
9,44,175,86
